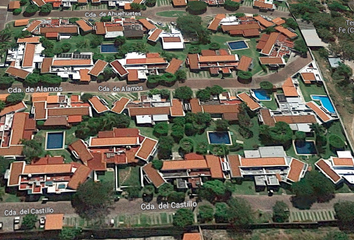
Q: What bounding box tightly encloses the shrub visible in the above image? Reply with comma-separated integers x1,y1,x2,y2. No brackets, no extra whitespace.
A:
187,1,207,15
209,42,220,50
145,0,157,7
161,73,177,86
153,122,169,137
61,43,72,53
13,8,22,15
224,0,240,11
25,4,39,14
152,160,163,170
179,138,194,154
185,123,197,136
100,16,111,22
69,18,80,24
188,46,201,54
171,124,185,142
147,75,162,88
237,70,252,80
196,141,208,154
260,81,273,92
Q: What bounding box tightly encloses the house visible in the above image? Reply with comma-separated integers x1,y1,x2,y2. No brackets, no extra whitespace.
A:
165,58,184,74
315,151,354,184
272,17,285,26
306,102,333,123
237,92,261,111
44,214,64,231
88,96,110,114
172,0,187,7
14,19,30,27
25,19,79,38
208,14,226,31
299,62,322,84
253,15,274,28
253,0,275,11
5,160,91,194
182,232,202,240
259,57,285,67
160,29,185,50
275,26,297,39
89,59,108,78
95,21,124,38
8,1,20,10
142,163,166,188
76,20,93,33
257,32,294,58
237,56,253,72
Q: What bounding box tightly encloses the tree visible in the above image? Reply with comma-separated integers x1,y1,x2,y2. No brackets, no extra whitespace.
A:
334,201,354,226
21,139,43,162
69,18,80,24
73,180,114,220
59,227,81,240
61,43,72,53
210,85,223,95
188,46,201,54
20,0,29,5
177,14,203,37
173,117,186,126
22,214,38,230
329,135,345,150
295,131,306,141
145,0,156,7
13,8,22,15
153,122,169,137
324,231,349,240
0,75,15,89
179,137,194,154
214,202,229,223
161,73,177,86
142,185,155,196
197,28,211,45
209,42,220,50
100,16,111,22
227,197,254,227
237,70,252,80
81,93,93,103
199,180,229,202
328,1,347,11
174,86,193,101
167,191,185,203
224,0,240,11
130,2,141,11
238,103,251,128
40,3,53,13
187,1,207,15
90,35,104,48
173,209,194,228
196,141,208,154
284,18,298,29
41,74,62,86
0,156,13,178
260,81,273,93
272,201,289,222
6,92,25,105
158,136,174,159
171,124,184,142
114,36,126,46
0,100,5,112
196,89,211,102
25,73,40,86
215,119,229,131
158,183,174,198
152,159,163,170
175,69,187,82
269,121,293,145
294,39,308,56
198,205,214,223
25,4,39,14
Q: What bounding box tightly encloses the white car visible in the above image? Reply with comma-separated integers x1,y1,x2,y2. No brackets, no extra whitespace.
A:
39,217,45,225
14,217,20,224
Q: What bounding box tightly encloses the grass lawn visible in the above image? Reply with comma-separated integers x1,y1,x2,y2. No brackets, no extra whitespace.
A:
229,117,261,151
130,121,157,141
97,171,115,189
119,166,140,187
156,11,186,17
260,95,278,110
1,187,21,202
298,77,327,102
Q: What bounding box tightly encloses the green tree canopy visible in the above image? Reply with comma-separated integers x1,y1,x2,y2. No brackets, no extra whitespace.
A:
158,136,174,159
22,214,38,230
13,8,22,15
324,231,349,240
0,100,6,112
81,93,93,103
40,3,52,13
187,1,207,15
294,39,308,56
152,159,163,170
334,201,354,226
272,201,289,222
174,86,193,101
6,92,25,105
224,0,240,11
210,85,224,95
329,135,345,150
21,139,44,163
158,183,174,198
175,69,187,82
59,227,81,240
179,137,194,154
196,88,211,102
0,156,13,178
198,205,214,223
153,122,169,137
173,209,194,227
260,81,273,92
214,202,229,223
237,70,252,80
295,131,306,141
227,197,254,226
215,119,229,131
269,121,293,145
25,4,39,14
73,180,114,220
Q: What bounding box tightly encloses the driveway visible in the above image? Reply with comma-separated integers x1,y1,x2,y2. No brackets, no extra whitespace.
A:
0,0,10,30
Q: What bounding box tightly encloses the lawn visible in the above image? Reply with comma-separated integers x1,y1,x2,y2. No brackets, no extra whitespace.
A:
229,117,261,151
97,171,115,189
156,11,186,18
260,95,278,110
297,77,327,102
119,166,141,187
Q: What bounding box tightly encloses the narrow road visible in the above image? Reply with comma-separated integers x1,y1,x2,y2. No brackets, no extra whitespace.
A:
0,0,10,30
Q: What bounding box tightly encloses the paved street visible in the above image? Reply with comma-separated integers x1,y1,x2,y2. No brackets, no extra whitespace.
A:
0,0,10,30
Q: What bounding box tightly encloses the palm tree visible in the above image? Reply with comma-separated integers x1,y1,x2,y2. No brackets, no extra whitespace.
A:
310,123,326,137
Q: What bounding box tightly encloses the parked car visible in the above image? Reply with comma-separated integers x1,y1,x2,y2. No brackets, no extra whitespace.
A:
39,217,45,225
0,222,3,229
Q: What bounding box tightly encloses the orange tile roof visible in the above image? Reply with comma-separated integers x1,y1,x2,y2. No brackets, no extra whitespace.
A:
70,95,80,103
48,107,90,117
208,14,225,31
259,57,284,65
111,60,128,76
33,0,45,7
8,1,20,10
275,26,297,39
112,97,130,114
287,158,305,182
274,115,317,124
47,95,59,104
332,157,353,166
316,159,341,183
199,55,237,63
125,58,166,65
136,137,158,160
261,32,279,55
45,214,64,230
0,146,23,157
162,160,208,171
170,99,184,116
10,112,27,145
79,69,91,82
32,93,49,102
173,0,187,6
68,139,93,163
129,106,170,116
240,157,287,167
237,92,260,111
222,23,259,32
95,22,106,35
0,94,9,101
26,20,41,33
124,3,131,10
24,164,72,174
184,153,205,161
67,115,82,123
52,59,92,66
76,20,92,32
127,69,139,82
260,109,275,127
228,155,242,177
143,163,165,188
300,72,316,82
146,53,160,58
243,29,260,37
89,60,107,77
187,54,199,70
40,26,79,34
237,56,253,71
253,0,273,9
41,58,53,74
306,101,331,122
166,58,183,74
205,155,224,179
0,102,26,116
33,101,46,119
162,37,182,43
89,96,109,113
183,233,202,240
67,165,91,189
190,98,202,113
138,19,156,30
14,19,30,27
203,104,240,114
5,67,30,79
254,15,274,28
90,137,139,147
272,17,286,25
8,161,24,186
23,44,36,68
45,32,59,39
148,28,163,42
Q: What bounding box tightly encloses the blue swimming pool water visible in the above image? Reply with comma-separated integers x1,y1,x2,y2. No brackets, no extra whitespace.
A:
311,95,335,113
101,44,118,53
295,141,317,155
254,89,271,101
46,132,64,150
208,132,231,144
228,41,248,50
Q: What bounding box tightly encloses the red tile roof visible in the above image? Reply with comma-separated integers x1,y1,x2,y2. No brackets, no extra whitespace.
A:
183,233,202,240
32,0,45,7
306,101,331,122
254,15,274,28
89,96,109,113
260,109,275,127
172,0,187,6
300,72,316,84
143,163,165,188
205,155,224,179
10,113,27,146
316,159,341,183
40,26,78,34
90,137,139,147
272,17,286,26
187,54,199,70
9,1,20,9
52,59,91,67
136,137,158,160
17,37,40,44
26,20,41,33
127,69,139,82
138,19,156,30
274,115,317,124
68,139,93,163
165,58,183,74
190,98,203,113
184,153,205,161
332,157,354,166
228,155,242,177
111,60,128,76
111,97,130,114
208,14,225,31
5,67,30,79
161,160,208,171
287,158,306,182
237,92,260,111
79,69,91,82
222,23,259,32
22,44,36,68
275,26,297,39
8,161,24,186
147,28,163,42
129,106,170,116
41,58,53,74
237,56,252,71
67,165,91,190
95,22,106,35
44,214,64,230
170,99,184,117
259,57,284,65
282,77,298,97
76,20,92,32
253,0,274,9
261,32,279,55
0,102,26,116
240,157,287,167
203,104,240,114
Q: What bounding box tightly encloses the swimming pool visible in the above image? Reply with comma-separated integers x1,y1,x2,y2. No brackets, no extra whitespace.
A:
294,141,317,155
227,41,248,50
46,132,65,150
253,89,271,101
311,95,335,113
101,44,118,53
208,131,232,145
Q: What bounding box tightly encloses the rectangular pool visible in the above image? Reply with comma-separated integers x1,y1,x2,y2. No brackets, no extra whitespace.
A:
208,131,232,145
294,141,317,155
46,132,65,150
253,89,271,101
101,44,118,53
311,95,335,113
227,41,248,50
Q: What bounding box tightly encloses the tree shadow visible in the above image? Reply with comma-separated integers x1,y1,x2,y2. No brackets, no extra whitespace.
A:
290,195,316,210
